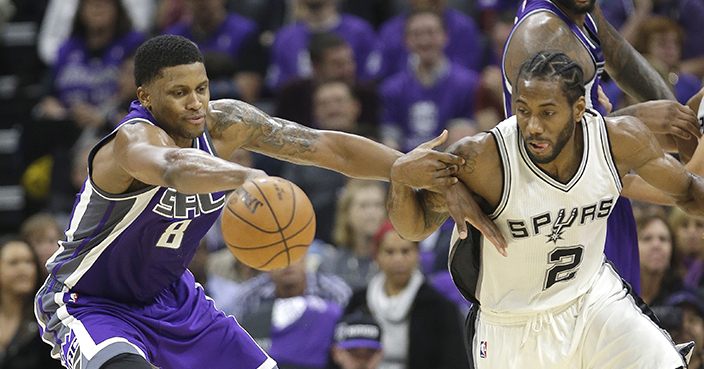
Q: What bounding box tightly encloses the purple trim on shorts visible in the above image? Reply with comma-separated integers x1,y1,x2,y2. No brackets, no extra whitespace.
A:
337,339,382,351
51,200,116,278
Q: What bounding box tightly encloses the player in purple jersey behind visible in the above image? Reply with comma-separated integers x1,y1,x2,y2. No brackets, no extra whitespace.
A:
498,0,702,295
33,35,464,369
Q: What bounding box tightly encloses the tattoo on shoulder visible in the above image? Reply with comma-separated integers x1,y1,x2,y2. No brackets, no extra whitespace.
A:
454,141,480,174
209,99,320,158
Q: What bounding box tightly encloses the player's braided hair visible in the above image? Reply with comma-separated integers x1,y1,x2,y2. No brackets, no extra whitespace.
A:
133,35,204,87
515,50,585,105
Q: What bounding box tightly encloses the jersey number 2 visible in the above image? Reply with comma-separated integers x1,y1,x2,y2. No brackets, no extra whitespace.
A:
544,246,584,290
156,219,192,249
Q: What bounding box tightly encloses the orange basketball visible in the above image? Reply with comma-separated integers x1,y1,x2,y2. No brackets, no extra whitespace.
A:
222,177,316,271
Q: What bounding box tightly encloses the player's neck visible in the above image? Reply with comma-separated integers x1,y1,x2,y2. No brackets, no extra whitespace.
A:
537,124,584,183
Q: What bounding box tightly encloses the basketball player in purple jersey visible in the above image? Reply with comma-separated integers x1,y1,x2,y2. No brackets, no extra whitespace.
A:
34,35,464,369
498,0,702,294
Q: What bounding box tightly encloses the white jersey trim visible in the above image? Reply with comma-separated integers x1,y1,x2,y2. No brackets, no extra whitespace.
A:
488,128,512,220
517,118,590,192
592,110,623,191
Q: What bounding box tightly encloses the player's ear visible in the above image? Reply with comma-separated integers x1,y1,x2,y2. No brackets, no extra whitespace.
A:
573,96,586,122
137,86,152,111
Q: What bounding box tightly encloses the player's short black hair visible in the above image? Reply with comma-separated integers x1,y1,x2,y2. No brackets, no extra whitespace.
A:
515,50,586,106
308,32,349,66
133,35,204,87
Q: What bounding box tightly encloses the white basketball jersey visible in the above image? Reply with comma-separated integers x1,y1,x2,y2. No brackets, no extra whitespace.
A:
471,110,621,313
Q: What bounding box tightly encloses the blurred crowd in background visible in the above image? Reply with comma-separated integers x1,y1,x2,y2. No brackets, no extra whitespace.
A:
0,0,703,368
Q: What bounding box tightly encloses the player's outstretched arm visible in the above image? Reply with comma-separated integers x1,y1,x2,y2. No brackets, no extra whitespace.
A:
208,99,464,185
97,123,265,195
387,133,507,254
609,116,704,218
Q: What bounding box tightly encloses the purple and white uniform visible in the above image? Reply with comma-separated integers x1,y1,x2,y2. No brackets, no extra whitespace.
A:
35,101,276,369
266,14,377,90
501,0,640,293
502,0,606,118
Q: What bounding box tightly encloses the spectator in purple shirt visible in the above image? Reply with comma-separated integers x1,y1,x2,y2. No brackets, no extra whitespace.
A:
379,11,480,152
276,33,380,130
266,0,377,90
163,0,266,103
35,0,144,132
367,0,484,81
599,0,704,78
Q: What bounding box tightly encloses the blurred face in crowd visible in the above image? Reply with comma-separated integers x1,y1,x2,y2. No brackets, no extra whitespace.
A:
313,82,360,132
647,30,682,68
377,232,419,289
406,0,449,12
270,255,307,291
332,346,384,369
674,216,704,258
302,0,337,12
79,0,117,33
681,306,704,351
348,186,386,239
638,218,673,274
318,46,357,84
0,241,37,298
405,13,447,66
187,0,226,27
26,226,61,268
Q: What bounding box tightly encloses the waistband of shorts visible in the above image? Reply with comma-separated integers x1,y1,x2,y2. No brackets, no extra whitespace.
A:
43,274,69,294
478,294,584,325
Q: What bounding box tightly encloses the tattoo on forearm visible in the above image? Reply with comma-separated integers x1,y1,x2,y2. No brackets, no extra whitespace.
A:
595,12,674,101
209,100,320,158
419,191,449,229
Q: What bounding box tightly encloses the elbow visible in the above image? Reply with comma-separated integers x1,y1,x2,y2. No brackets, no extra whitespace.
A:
162,150,189,191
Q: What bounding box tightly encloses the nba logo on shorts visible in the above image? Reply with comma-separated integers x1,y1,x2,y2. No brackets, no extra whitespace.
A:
480,341,488,358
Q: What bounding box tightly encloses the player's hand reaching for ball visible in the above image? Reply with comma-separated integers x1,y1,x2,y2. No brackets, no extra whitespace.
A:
390,130,466,193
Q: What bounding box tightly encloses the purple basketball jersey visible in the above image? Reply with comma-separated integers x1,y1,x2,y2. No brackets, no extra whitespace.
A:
36,101,276,369
46,101,226,303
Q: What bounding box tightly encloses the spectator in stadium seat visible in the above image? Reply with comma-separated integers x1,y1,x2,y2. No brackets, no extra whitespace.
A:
162,0,266,103
266,0,377,90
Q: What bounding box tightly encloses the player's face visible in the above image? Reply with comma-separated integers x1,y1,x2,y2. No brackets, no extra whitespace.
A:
637,218,673,273
515,78,584,165
377,232,419,287
553,0,596,15
0,241,37,297
138,62,210,147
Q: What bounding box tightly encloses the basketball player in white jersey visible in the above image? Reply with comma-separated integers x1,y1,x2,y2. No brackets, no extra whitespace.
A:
387,51,704,368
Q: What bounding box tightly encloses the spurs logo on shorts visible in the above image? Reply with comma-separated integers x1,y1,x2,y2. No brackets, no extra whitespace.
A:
62,331,81,369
